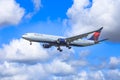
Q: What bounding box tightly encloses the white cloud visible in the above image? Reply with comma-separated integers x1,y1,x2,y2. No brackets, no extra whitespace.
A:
76,71,88,80
66,0,120,42
0,0,25,26
0,38,75,79
0,58,75,80
106,69,120,80
0,39,119,80
70,59,88,68
56,70,105,80
25,0,41,19
109,57,120,69
79,50,90,58
88,71,105,80
33,0,41,11
110,57,120,65
0,62,50,80
68,50,90,68
0,39,49,63
45,59,75,76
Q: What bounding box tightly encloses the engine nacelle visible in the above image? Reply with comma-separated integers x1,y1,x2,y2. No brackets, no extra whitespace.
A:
57,38,67,44
42,44,51,48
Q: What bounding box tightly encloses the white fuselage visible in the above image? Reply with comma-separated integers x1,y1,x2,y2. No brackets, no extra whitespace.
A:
22,33,95,47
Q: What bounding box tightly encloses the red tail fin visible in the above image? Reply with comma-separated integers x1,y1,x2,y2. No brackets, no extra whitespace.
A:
89,27,103,41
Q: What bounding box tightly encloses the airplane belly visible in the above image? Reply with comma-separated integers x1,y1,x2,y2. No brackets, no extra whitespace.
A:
70,40,95,47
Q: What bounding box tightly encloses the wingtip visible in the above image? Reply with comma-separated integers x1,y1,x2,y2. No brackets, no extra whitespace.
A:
99,27,103,30
97,27,103,32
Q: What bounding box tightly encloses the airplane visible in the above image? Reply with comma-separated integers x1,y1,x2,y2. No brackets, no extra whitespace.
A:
22,27,108,52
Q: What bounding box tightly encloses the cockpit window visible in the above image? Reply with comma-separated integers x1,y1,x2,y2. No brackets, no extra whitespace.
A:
34,33,39,36
24,33,28,35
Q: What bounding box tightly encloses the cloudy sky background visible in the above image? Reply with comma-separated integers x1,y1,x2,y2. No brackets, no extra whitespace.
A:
0,0,120,80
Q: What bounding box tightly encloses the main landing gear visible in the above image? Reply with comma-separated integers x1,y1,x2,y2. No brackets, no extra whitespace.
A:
30,41,32,45
57,46,72,52
67,46,71,49
66,45,71,49
57,46,63,52
66,43,71,49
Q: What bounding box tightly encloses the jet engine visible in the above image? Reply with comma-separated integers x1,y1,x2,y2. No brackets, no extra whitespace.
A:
42,44,51,48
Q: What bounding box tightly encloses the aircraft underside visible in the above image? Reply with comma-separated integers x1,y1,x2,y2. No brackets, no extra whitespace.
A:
29,40,89,52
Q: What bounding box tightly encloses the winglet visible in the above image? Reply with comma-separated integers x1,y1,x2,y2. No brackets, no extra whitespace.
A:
96,27,103,32
89,27,103,41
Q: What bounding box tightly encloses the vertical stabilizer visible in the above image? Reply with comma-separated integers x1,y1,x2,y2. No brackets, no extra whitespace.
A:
89,27,103,41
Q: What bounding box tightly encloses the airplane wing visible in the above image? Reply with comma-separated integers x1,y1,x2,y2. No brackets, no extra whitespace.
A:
65,27,103,43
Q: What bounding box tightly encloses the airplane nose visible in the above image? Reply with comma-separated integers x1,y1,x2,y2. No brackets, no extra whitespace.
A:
22,35,26,39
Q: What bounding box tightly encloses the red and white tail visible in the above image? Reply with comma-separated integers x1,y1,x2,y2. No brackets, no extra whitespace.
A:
89,27,103,41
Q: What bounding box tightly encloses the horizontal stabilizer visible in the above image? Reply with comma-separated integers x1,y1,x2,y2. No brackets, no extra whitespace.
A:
98,38,108,42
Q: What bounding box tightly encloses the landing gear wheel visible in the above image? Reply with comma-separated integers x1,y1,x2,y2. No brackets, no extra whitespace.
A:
59,49,63,52
57,47,60,50
66,45,71,49
57,47,63,52
68,47,71,49
30,41,32,45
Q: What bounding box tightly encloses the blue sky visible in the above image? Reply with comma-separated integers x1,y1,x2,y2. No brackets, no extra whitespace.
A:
0,0,120,80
